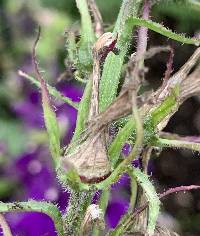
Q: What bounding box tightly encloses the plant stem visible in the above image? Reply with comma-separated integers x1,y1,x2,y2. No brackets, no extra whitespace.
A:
156,138,200,152
129,177,138,211
64,190,94,235
136,0,150,68
93,189,110,236
126,17,200,46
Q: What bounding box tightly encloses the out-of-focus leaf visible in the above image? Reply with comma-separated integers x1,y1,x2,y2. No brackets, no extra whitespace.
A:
0,120,28,156
0,178,16,198
76,0,96,72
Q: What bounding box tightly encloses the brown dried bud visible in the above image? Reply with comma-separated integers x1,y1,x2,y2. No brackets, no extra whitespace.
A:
93,32,118,60
61,33,118,183
80,204,105,235
62,133,111,183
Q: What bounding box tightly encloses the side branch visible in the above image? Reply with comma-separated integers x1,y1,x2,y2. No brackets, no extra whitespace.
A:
127,17,200,46
18,70,79,109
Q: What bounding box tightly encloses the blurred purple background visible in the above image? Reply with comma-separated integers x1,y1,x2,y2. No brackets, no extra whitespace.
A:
0,1,200,235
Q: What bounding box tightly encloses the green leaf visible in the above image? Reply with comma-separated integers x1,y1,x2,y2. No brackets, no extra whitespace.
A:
76,0,95,42
41,81,61,166
66,31,77,64
129,168,160,236
109,168,160,236
126,17,200,46
99,0,143,112
0,200,64,236
31,27,61,166
108,118,135,167
76,0,96,71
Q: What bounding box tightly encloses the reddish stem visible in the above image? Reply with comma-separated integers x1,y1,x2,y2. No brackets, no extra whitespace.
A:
163,47,174,80
133,185,200,218
136,0,150,57
32,27,51,107
159,185,200,199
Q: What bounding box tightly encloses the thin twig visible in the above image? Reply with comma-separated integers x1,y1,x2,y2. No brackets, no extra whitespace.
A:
32,27,51,108
136,0,150,58
136,185,200,219
111,184,200,235
163,47,174,81
87,0,104,37
18,70,78,109
125,2,150,230
159,185,200,199
160,131,200,143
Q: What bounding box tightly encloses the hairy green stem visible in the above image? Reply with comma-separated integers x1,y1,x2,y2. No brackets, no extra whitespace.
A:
129,177,138,211
126,17,200,46
110,168,160,236
156,138,200,152
93,190,110,236
64,190,94,235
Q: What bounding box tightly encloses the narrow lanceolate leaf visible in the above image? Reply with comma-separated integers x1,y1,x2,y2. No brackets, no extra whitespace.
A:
130,168,160,236
0,200,64,236
126,17,200,46
109,168,160,236
32,28,60,166
42,84,61,164
99,0,143,112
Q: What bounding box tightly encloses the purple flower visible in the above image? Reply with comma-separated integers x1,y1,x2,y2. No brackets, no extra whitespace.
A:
106,196,129,228
6,212,57,236
4,147,69,235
